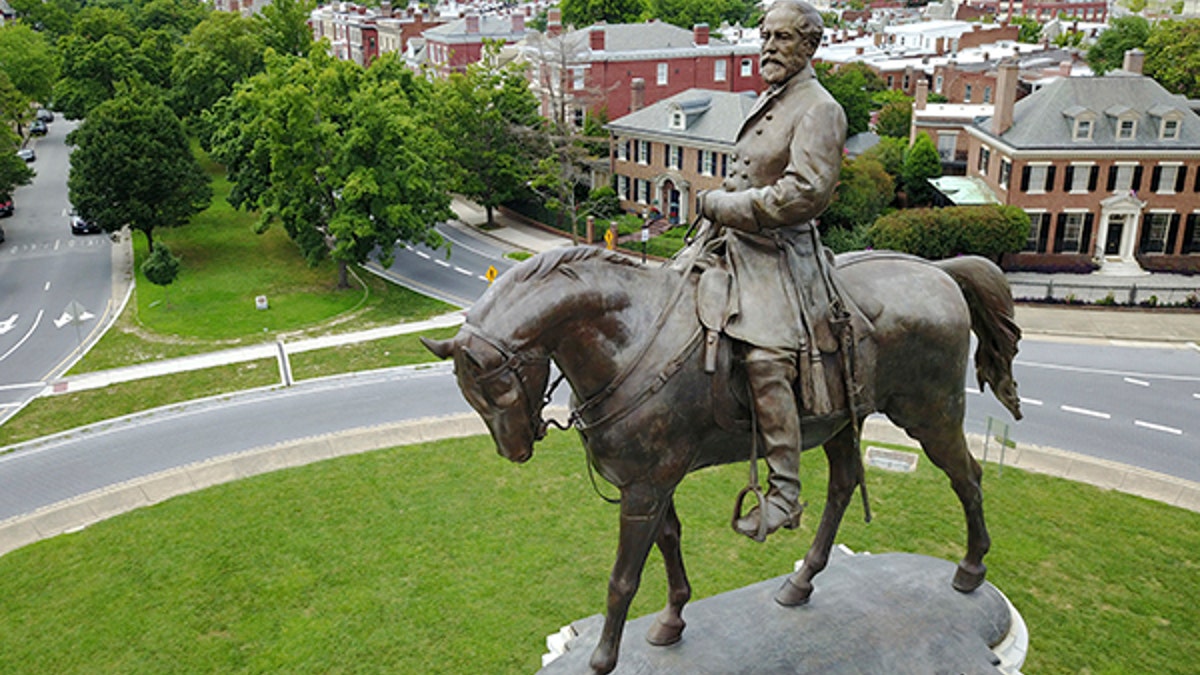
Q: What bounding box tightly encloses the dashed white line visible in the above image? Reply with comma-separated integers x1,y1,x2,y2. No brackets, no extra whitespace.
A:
1123,377,1150,387
43,281,50,291
453,266,473,276
965,386,981,395
477,275,489,282
1019,397,1044,406
434,259,451,268
415,250,431,260
1193,393,1200,400
1134,420,1183,435
1061,405,1111,420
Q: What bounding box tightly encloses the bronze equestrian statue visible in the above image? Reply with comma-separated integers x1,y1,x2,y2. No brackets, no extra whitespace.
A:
423,3,1022,672
422,247,1022,674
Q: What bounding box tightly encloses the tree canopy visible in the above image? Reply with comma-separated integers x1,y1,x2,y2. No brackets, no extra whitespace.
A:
816,62,886,136
901,132,942,207
67,89,212,251
559,0,647,27
0,25,59,106
1143,19,1200,99
1087,16,1150,75
171,12,265,128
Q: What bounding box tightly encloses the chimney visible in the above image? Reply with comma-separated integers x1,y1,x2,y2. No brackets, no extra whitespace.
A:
694,23,710,46
631,78,645,112
992,59,1018,136
466,12,480,33
915,78,928,111
548,8,562,37
380,1,390,15
855,46,864,56
590,24,605,50
1122,48,1144,75
512,13,524,33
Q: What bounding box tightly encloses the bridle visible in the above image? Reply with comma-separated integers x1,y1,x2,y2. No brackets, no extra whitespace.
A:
457,323,567,442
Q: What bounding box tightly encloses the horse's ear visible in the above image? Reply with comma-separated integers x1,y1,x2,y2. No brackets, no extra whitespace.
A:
420,336,456,360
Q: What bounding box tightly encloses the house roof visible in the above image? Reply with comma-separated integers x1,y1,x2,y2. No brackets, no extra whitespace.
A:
423,14,527,43
529,20,756,61
976,72,1200,150
605,88,758,147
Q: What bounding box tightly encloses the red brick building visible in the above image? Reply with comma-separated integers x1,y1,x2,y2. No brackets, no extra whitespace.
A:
422,11,529,76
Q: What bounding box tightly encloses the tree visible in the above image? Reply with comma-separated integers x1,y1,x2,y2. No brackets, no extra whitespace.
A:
816,62,886,136
171,12,265,127
821,155,893,252
256,0,315,57
67,89,212,252
141,241,181,305
1087,16,1150,76
1010,16,1042,44
867,205,1029,262
646,0,760,30
559,0,646,27
901,132,942,207
434,44,541,227
7,0,79,39
0,24,59,107
0,107,35,200
1144,19,1200,99
861,135,905,180
874,100,911,139
210,51,452,288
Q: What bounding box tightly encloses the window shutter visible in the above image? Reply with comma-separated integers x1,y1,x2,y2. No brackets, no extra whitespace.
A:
1138,216,1152,253
1021,166,1031,192
1045,166,1056,191
1132,166,1143,192
697,150,703,173
1184,215,1198,254
1081,213,1094,253
662,144,669,167
721,153,728,177
1167,214,1181,254
1053,213,1067,253
1175,166,1188,193
1087,166,1099,192
1106,166,1117,192
1063,166,1074,191
1037,214,1049,253
1150,166,1162,192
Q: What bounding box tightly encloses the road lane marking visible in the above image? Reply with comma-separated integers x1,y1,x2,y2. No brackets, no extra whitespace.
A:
415,250,430,259
1123,377,1149,387
0,314,16,335
0,309,42,363
44,281,50,291
1134,420,1182,435
1020,360,1200,383
434,259,451,268
1019,397,1044,406
0,381,44,392
453,266,473,276
1061,405,1111,420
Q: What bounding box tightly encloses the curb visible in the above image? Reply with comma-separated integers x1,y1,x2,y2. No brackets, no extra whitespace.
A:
1,411,1196,559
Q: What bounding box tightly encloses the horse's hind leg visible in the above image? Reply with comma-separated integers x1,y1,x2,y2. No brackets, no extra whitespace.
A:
776,423,861,607
645,496,691,647
908,420,990,593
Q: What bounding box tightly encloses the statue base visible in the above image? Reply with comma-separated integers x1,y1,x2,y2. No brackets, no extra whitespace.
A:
538,548,1027,674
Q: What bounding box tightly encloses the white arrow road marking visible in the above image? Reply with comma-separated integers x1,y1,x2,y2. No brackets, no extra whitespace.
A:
0,314,17,335
53,311,73,328
0,309,42,363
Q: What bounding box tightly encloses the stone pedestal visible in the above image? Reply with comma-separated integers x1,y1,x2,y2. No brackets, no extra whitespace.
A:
538,549,1027,674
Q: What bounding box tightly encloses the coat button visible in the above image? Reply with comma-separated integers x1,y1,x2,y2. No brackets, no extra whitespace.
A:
744,158,751,165
731,153,739,161
755,128,763,135
766,114,774,121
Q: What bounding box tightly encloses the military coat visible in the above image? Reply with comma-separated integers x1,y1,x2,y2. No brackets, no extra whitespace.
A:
700,63,847,351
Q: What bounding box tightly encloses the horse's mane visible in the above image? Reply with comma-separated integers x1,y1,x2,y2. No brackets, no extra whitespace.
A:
507,246,640,285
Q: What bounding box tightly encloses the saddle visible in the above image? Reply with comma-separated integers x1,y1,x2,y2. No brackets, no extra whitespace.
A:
693,246,880,427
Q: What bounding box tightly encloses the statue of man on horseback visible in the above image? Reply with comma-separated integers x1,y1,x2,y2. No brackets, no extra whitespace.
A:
696,0,848,541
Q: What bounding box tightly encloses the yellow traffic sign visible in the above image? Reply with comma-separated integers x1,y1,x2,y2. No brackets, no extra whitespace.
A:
604,228,615,250
485,265,499,284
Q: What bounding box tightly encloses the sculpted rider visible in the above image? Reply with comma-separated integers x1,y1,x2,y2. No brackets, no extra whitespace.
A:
698,0,847,540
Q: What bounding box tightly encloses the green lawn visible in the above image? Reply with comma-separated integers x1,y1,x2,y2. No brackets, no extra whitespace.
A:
0,431,1195,674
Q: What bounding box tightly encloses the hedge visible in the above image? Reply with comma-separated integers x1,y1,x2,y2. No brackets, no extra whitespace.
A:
867,205,1030,261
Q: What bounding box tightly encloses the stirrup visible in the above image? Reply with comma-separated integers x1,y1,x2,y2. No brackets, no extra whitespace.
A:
732,483,769,543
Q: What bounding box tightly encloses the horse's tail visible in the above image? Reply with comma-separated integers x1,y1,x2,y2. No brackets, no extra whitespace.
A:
935,256,1023,421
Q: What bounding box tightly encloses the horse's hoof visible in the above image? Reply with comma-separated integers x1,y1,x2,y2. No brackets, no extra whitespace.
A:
774,577,813,607
645,612,685,646
588,647,617,674
952,561,987,593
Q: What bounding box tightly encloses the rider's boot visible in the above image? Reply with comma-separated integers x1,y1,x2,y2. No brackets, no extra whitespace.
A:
735,357,803,540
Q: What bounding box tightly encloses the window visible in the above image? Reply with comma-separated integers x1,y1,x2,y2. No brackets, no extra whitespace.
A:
964,84,973,102
1024,211,1050,252
666,144,682,170
983,85,992,104
741,59,753,77
936,133,956,161
714,60,727,82
573,107,585,129
1059,212,1086,253
977,146,990,175
1073,118,1093,141
1106,163,1142,193
637,139,651,165
902,73,910,90
1141,212,1173,254
635,178,651,204
934,75,944,94
887,75,895,88
1185,214,1200,254
700,150,716,176
999,158,1012,190
1117,118,1136,140
670,110,685,130
572,67,585,91
616,139,628,162
1151,163,1182,194
657,63,668,86
1162,118,1180,140
1066,163,1096,193
617,175,629,200
1021,163,1055,194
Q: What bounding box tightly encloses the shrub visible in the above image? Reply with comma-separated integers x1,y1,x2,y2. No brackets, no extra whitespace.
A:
867,205,1030,261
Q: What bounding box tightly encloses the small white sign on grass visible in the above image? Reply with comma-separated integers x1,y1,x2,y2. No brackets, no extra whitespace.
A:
864,446,919,473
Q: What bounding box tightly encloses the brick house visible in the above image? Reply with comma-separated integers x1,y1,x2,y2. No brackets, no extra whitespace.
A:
422,11,529,77
960,52,1200,274
606,89,756,224
521,16,762,127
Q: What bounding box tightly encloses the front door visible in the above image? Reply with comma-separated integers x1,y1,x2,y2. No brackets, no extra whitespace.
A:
1105,214,1124,256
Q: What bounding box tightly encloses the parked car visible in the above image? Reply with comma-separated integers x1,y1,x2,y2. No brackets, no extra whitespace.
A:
0,199,12,217
29,119,47,136
35,108,53,123
17,147,34,162
70,212,101,235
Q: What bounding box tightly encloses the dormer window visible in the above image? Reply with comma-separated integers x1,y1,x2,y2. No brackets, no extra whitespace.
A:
1118,118,1136,140
1106,105,1138,141
1064,105,1096,141
669,108,685,130
1148,104,1184,141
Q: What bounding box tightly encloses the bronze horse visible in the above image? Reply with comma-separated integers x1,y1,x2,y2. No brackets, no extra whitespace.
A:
422,246,1022,674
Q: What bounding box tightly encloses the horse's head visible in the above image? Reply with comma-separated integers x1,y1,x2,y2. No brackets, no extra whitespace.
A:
421,327,551,464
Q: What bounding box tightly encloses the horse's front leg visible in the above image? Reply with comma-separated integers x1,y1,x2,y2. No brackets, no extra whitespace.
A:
776,423,860,606
589,485,667,675
645,496,690,647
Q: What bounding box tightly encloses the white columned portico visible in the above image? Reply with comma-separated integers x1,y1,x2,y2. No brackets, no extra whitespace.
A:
1094,193,1148,275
